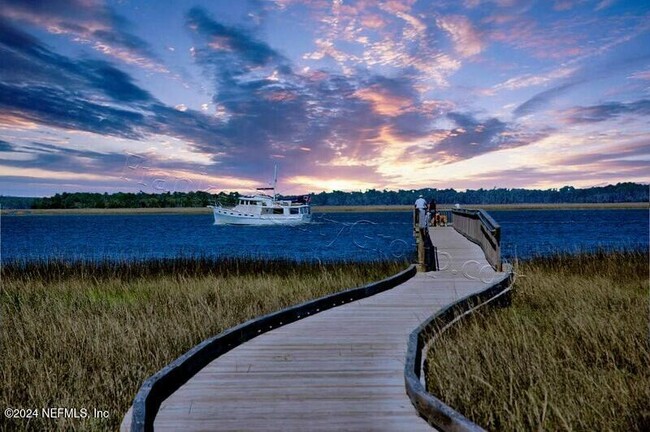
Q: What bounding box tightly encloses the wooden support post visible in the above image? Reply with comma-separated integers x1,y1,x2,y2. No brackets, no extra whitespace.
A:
414,207,438,272
416,228,426,272
413,208,427,272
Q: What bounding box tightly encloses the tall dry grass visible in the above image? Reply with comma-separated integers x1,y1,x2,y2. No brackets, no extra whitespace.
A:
1,257,405,431
426,250,649,431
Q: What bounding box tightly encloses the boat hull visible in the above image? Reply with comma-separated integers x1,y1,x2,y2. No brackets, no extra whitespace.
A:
209,207,311,226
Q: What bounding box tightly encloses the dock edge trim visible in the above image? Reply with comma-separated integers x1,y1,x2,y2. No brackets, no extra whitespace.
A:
405,267,514,432
128,263,417,432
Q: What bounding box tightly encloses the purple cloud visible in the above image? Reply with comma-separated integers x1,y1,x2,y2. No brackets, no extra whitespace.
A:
563,99,650,124
0,0,166,71
513,81,580,117
422,112,548,163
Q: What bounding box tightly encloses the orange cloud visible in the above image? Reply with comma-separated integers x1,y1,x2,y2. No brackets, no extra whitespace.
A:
264,91,298,102
354,87,412,116
379,0,416,15
288,175,378,192
0,114,40,129
437,15,485,57
360,13,386,29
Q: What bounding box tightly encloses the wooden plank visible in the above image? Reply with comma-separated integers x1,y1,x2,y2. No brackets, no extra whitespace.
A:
122,227,503,431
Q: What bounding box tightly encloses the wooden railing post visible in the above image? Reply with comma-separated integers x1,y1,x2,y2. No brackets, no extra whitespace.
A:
414,208,436,272
413,208,425,271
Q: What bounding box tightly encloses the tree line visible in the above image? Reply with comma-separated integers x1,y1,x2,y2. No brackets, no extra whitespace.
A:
309,183,648,206
1,191,239,210
0,182,647,209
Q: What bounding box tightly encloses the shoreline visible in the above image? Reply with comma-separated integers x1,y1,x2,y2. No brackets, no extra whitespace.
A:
315,202,649,212
0,202,647,216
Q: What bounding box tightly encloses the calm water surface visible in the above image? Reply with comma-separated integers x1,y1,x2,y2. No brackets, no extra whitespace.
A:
1,210,647,263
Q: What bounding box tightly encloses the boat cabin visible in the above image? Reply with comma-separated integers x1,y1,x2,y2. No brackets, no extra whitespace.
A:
234,195,310,216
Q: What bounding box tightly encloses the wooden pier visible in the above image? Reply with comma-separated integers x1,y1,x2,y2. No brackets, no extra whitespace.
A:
122,209,512,431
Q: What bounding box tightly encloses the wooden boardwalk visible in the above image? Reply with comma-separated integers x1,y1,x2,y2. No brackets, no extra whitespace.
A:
122,227,506,431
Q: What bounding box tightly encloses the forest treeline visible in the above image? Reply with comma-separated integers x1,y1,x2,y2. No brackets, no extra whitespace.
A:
0,182,647,209
1,191,238,209
310,182,648,206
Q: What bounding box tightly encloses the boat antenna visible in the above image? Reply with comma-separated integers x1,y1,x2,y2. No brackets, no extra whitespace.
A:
273,163,278,199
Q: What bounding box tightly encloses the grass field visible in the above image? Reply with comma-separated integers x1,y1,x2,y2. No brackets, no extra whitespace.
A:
0,257,406,431
1,202,647,216
426,250,650,431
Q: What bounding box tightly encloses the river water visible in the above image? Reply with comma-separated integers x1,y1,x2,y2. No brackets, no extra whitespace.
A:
1,209,647,263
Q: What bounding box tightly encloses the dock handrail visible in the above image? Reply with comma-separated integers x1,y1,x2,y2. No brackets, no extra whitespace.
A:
451,208,501,271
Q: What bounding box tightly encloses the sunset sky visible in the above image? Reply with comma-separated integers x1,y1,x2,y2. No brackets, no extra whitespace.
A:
0,0,648,197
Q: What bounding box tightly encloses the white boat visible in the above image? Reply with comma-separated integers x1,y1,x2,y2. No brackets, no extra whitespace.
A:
208,166,311,226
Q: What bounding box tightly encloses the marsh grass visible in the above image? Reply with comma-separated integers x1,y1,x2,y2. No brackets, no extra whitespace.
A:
426,250,649,431
1,257,406,431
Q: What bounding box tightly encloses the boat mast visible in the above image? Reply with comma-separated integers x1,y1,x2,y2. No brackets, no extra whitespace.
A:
273,164,278,199
255,164,279,199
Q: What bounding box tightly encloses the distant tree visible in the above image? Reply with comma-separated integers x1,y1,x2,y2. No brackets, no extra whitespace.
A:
0,196,36,209
20,183,649,209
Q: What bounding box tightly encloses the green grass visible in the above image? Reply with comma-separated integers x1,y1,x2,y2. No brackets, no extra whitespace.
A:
1,257,406,431
426,250,649,431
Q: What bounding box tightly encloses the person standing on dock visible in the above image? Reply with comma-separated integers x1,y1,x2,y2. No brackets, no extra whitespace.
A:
428,198,437,226
415,194,427,229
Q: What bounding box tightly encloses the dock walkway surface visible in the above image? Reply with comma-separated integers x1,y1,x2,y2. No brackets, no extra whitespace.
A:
122,227,506,431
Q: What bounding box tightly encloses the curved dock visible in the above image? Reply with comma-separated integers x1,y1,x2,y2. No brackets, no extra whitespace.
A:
122,215,510,431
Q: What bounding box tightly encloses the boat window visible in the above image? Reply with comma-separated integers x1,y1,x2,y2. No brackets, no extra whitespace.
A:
262,208,272,214
290,208,299,214
273,208,283,214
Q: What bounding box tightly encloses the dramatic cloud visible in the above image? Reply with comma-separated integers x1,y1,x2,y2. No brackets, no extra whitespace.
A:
562,100,650,124
354,75,418,116
0,20,155,139
297,0,462,88
421,112,548,163
0,19,234,158
0,19,154,103
0,0,167,71
0,139,14,152
513,82,580,117
1,1,648,195
184,7,402,176
489,17,587,60
437,15,485,57
186,7,286,71
557,139,650,166
491,67,577,92
0,82,147,140
0,141,129,174
83,60,153,103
